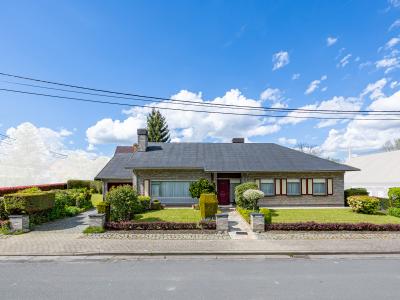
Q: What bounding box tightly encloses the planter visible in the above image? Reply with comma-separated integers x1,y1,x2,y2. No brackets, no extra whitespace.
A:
88,213,105,228
9,215,30,232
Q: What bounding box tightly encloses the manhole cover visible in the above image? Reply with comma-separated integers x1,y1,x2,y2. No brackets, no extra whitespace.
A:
235,231,248,235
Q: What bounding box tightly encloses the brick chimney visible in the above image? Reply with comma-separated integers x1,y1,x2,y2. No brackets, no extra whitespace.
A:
232,138,245,143
137,128,148,151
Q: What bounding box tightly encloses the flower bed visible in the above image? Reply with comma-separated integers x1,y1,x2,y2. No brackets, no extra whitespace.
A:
266,222,400,231
106,220,216,231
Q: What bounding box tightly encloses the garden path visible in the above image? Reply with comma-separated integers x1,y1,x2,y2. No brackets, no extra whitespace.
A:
227,209,257,240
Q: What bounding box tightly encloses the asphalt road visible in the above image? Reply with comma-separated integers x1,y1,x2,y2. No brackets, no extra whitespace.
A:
0,256,399,300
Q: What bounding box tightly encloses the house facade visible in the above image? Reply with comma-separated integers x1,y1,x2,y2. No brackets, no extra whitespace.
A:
95,129,358,207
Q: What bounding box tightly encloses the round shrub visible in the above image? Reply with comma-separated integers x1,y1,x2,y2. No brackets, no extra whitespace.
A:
388,207,400,218
189,178,216,199
106,185,140,221
243,189,264,210
344,188,369,206
235,182,258,209
138,195,151,211
347,195,380,214
388,187,400,208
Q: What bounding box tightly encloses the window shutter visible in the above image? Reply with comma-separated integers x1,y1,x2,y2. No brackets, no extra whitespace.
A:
307,178,313,195
275,179,281,195
255,179,261,189
327,178,333,195
281,179,287,195
144,179,150,196
301,179,307,195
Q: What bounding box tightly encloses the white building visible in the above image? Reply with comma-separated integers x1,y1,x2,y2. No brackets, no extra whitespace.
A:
345,150,400,198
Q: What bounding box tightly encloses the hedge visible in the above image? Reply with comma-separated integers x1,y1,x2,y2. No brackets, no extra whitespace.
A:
106,220,216,230
0,183,66,196
97,202,111,222
67,179,102,194
347,195,380,214
388,187,400,208
4,191,55,214
388,207,400,218
344,188,369,206
0,198,8,220
265,222,400,231
199,193,218,219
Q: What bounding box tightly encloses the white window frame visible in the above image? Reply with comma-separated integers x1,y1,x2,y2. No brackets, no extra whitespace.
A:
313,178,327,196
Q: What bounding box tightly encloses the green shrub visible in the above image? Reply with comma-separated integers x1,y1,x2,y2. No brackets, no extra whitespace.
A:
67,179,102,194
106,185,140,221
138,195,151,211
189,178,216,199
379,198,390,210
348,195,380,214
243,189,264,210
4,191,55,214
97,202,111,222
199,193,218,219
236,207,255,223
83,226,105,234
259,208,272,224
344,188,369,206
150,199,163,210
388,207,400,218
19,187,42,193
64,206,83,217
388,187,400,208
0,198,8,220
235,182,258,209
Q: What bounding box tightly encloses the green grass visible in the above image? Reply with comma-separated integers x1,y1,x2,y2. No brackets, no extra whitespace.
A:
91,193,103,207
83,226,105,234
270,209,400,224
134,209,202,223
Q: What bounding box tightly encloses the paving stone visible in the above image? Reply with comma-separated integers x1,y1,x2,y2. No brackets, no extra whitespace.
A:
258,232,400,240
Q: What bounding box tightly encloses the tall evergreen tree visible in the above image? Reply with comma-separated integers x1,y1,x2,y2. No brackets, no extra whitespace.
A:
146,108,171,142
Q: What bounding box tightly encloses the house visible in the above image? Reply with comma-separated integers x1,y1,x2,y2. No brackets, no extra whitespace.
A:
95,129,359,207
345,150,400,197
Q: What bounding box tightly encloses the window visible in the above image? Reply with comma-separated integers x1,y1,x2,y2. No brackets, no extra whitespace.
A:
287,179,301,195
313,179,326,195
151,181,194,204
260,179,275,196
230,179,241,203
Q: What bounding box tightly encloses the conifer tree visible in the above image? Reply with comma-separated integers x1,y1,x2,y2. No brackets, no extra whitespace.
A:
146,108,171,142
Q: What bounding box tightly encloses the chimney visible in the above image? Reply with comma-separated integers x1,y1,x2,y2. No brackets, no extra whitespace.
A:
232,138,245,143
137,128,148,151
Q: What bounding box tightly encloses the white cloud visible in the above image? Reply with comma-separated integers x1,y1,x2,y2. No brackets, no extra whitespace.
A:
292,73,300,80
321,87,328,92
0,122,109,186
305,75,327,95
389,19,400,31
272,51,290,70
279,96,362,128
390,80,399,88
278,137,297,145
326,36,338,47
376,57,399,73
360,78,387,100
260,88,282,102
338,54,352,67
87,89,281,145
385,37,400,49
389,0,400,8
320,90,400,156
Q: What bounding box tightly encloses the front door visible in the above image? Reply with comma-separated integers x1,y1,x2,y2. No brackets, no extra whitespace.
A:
217,179,230,205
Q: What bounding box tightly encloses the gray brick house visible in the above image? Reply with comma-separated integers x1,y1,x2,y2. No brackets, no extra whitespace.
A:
95,129,359,207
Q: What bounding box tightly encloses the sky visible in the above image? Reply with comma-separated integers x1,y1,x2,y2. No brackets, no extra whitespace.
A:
0,0,400,185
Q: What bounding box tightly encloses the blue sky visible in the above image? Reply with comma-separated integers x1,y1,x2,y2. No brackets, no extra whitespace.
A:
0,0,400,165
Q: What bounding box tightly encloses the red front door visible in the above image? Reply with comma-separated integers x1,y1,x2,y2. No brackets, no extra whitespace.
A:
217,180,230,205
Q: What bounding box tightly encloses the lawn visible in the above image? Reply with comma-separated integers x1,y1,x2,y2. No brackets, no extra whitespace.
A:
91,193,103,207
134,209,201,223
270,209,400,224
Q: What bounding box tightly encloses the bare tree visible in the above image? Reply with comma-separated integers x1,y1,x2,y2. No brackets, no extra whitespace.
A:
295,142,321,156
382,139,400,152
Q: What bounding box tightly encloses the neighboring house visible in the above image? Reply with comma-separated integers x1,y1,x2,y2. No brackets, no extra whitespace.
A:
345,150,400,198
95,129,359,207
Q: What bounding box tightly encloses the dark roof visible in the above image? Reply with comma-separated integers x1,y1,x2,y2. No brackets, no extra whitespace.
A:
95,153,133,180
124,142,359,173
115,146,135,154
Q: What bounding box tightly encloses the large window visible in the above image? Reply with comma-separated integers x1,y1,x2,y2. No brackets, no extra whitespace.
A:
260,179,274,196
313,179,326,195
151,181,194,204
287,179,301,195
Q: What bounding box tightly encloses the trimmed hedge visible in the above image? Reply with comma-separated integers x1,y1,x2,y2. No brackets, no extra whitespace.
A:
106,220,216,230
236,207,256,223
138,195,151,211
388,187,400,208
388,207,400,218
0,183,66,196
0,198,8,220
347,195,380,214
344,188,369,206
259,208,272,224
237,207,272,224
55,189,92,209
265,222,400,231
67,179,102,194
106,185,140,221
199,193,218,219
97,202,111,222
235,182,258,209
4,191,55,214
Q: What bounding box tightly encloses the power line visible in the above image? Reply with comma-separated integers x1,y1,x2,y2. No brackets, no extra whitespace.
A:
0,71,399,114
2,79,400,117
2,87,400,121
